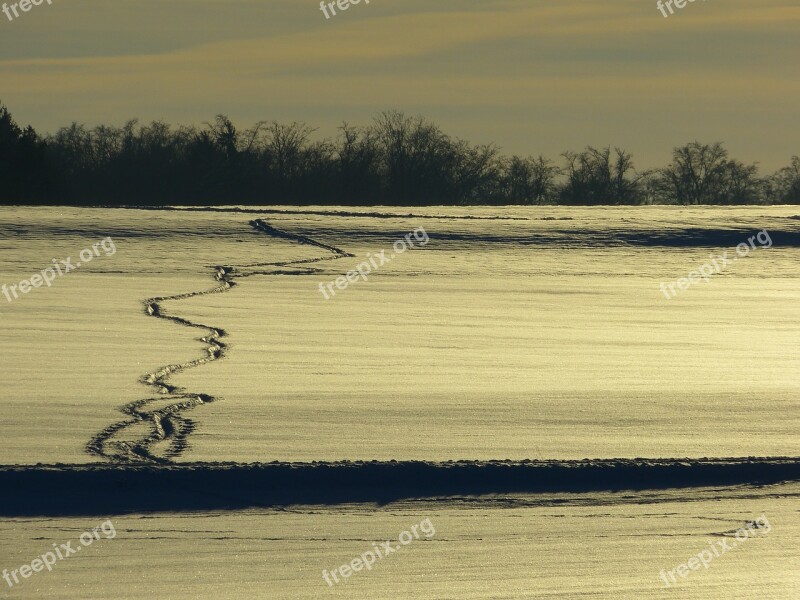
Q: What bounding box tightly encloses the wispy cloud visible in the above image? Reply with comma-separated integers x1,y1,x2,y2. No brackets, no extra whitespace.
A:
1,0,797,168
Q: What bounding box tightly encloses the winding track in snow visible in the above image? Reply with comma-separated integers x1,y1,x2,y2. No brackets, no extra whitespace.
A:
86,218,353,463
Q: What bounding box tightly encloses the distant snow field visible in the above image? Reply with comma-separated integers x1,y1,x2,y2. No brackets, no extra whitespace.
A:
1,205,799,464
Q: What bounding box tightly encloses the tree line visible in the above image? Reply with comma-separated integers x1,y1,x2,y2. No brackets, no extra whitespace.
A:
1,103,798,205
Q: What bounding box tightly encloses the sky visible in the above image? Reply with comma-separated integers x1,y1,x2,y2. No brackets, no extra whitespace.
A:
0,0,798,170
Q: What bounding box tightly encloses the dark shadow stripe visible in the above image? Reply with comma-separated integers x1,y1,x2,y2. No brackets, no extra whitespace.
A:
1,458,798,516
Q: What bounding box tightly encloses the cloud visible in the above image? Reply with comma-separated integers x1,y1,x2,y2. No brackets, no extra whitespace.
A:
0,0,797,168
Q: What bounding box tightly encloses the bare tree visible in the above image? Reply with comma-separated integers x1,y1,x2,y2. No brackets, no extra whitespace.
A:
450,140,502,204
721,159,764,204
559,146,644,204
371,110,456,204
335,122,381,203
502,155,560,204
204,115,239,158
263,121,315,182
766,156,800,204
657,142,758,204
1,98,788,206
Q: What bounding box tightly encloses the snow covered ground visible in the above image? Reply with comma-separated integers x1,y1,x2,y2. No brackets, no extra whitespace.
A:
1,206,798,463
0,483,797,599
1,205,798,599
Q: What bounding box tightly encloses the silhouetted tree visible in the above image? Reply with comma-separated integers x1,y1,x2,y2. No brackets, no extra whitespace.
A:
449,140,502,204
372,111,459,204
335,123,382,204
501,155,560,204
766,156,800,204
0,101,792,206
559,146,645,205
657,142,763,204
0,103,53,202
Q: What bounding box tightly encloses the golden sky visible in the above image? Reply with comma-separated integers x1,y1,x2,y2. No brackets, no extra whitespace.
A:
0,0,798,169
